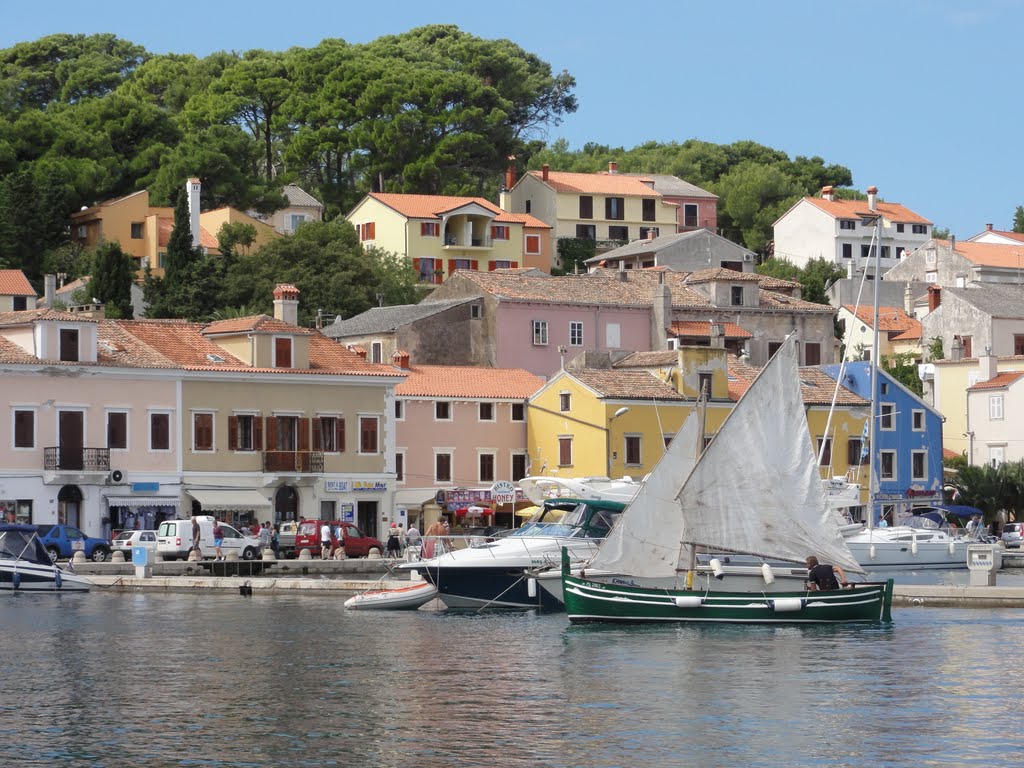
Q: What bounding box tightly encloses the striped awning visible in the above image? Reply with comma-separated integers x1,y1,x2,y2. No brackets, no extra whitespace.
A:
186,489,271,511
105,496,180,508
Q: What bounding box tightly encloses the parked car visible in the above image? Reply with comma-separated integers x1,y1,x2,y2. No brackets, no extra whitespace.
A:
36,524,112,562
276,521,299,557
111,530,158,559
1001,522,1024,548
156,517,262,561
292,520,383,558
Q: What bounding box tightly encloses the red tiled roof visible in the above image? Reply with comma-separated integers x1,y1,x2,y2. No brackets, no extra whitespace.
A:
613,350,678,368
842,305,918,333
971,229,1024,243
967,371,1024,391
0,269,36,296
527,170,662,197
203,315,316,336
0,334,39,363
568,369,686,400
684,268,802,291
942,240,1024,268
669,321,753,340
157,218,219,250
0,308,95,326
727,361,867,406
804,196,931,225
395,364,544,398
890,321,922,341
368,193,550,228
943,447,961,459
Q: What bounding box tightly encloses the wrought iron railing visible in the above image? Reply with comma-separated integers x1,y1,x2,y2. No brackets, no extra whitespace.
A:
43,447,110,472
262,451,325,473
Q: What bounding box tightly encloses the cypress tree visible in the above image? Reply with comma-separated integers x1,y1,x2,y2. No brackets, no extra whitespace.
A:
90,241,134,318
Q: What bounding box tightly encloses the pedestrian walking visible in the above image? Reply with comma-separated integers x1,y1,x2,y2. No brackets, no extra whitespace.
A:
386,523,402,557
191,516,202,557
212,519,224,561
320,521,332,559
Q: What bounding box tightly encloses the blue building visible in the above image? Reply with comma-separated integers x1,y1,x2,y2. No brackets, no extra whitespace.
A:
823,361,945,525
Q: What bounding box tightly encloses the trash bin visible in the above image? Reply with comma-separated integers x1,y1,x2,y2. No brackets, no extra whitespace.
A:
966,543,1001,586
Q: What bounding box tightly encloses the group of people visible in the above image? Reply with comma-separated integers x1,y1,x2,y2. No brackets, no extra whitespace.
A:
191,517,276,561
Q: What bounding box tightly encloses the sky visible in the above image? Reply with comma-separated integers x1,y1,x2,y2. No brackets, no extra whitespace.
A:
3,0,1021,237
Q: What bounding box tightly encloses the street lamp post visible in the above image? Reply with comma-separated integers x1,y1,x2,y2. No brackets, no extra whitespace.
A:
606,406,630,479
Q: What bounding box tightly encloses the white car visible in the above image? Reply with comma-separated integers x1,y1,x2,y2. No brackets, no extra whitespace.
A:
111,530,159,559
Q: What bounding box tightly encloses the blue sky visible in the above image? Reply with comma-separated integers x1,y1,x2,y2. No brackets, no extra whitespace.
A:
4,0,1020,237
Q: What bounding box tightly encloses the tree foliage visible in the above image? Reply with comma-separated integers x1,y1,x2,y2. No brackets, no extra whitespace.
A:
1014,206,1024,234
945,458,1024,525
756,256,844,306
89,241,134,318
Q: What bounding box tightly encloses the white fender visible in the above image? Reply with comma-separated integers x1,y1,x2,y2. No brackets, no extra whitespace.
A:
527,578,537,598
674,595,703,609
709,558,724,580
761,563,775,584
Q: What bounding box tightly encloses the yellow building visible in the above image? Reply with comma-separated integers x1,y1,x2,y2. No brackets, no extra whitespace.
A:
346,192,552,287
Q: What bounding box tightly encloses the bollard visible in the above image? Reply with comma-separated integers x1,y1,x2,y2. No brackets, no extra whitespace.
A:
367,547,382,560
72,550,87,565
188,549,200,561
111,550,126,563
226,550,240,562
262,548,276,561
298,548,312,560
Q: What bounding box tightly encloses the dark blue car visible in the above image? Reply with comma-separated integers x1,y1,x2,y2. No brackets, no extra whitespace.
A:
36,524,111,562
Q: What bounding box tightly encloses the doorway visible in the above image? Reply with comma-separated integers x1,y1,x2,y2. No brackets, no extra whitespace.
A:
357,500,378,538
274,485,299,523
58,485,83,528
59,411,84,470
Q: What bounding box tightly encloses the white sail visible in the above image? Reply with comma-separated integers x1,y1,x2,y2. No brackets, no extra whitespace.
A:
587,403,702,577
674,336,863,574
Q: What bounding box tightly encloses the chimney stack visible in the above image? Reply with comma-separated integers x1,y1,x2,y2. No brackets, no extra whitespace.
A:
904,283,913,315
978,348,997,383
986,223,993,231
392,350,411,370
867,185,878,211
950,235,956,251
820,185,834,202
187,177,201,248
504,156,517,191
541,164,549,182
44,274,56,308
927,284,941,312
618,261,627,281
608,161,618,174
347,345,368,360
272,283,300,326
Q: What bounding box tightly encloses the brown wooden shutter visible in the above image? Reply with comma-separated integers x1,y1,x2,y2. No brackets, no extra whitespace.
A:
228,416,238,451
266,416,278,450
511,261,518,268
488,260,496,271
253,417,263,451
298,418,310,451
471,260,478,270
337,418,346,453
312,418,322,451
434,259,443,284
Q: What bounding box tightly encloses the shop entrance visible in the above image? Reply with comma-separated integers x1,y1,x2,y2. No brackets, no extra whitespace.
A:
357,500,378,538
275,485,299,523
58,485,83,528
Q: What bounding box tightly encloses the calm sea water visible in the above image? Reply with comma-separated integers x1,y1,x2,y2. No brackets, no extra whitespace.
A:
1,588,1023,768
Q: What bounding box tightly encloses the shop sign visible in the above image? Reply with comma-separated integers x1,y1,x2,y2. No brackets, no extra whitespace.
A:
352,480,388,492
340,503,355,523
325,480,350,493
132,482,160,493
490,480,516,505
441,487,527,510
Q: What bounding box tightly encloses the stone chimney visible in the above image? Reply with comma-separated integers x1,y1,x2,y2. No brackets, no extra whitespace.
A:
950,234,956,251
651,272,672,350
347,345,367,359
44,274,56,308
950,337,963,362
69,302,105,320
618,261,628,281
272,283,300,326
978,348,998,383
927,285,941,311
392,350,411,370
541,164,549,182
820,185,834,202
867,185,878,211
986,223,993,231
608,161,618,174
904,283,913,315
187,177,201,248
709,321,725,349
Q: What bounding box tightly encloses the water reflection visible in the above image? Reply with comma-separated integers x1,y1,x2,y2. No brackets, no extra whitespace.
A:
1,594,1023,767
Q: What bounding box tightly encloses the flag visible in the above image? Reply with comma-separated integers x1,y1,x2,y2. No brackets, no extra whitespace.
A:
860,418,870,461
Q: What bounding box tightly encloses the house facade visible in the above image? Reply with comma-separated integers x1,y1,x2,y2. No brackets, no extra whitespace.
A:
346,192,551,287
965,224,1024,246
0,269,36,312
919,283,1024,361
265,183,324,234
965,359,1024,467
585,229,755,273
773,186,932,274
617,170,718,233
886,238,1024,286
838,304,923,362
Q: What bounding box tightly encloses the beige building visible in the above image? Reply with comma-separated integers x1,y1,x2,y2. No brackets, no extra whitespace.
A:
965,355,1024,467
0,269,36,312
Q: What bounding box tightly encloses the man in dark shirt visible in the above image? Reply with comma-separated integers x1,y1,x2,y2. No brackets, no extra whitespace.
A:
805,555,848,591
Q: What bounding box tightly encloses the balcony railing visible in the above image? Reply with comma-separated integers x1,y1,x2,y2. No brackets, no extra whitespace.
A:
263,451,325,473
443,235,493,248
43,447,110,472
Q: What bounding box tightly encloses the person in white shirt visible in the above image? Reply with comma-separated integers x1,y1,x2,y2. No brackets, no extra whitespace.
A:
320,522,332,559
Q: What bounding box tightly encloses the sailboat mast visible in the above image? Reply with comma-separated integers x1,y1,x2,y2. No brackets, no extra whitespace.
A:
682,393,707,589
867,214,882,529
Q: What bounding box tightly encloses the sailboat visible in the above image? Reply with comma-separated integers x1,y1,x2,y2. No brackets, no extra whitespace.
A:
561,335,894,624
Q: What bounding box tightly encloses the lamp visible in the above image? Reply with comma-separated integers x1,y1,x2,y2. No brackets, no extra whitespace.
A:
606,407,630,479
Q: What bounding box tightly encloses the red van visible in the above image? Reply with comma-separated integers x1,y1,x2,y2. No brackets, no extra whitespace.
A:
293,520,384,558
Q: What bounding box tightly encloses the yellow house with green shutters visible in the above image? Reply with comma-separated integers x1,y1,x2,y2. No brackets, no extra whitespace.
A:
527,347,869,489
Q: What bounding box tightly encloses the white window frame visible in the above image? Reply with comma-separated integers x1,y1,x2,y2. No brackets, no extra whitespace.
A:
989,445,1005,468
370,341,383,364
435,401,453,422
606,322,620,348
925,271,938,283
232,410,260,453
559,392,571,412
148,409,173,453
879,402,896,431
533,319,548,346
510,402,526,422
911,409,925,431
191,409,216,453
879,450,897,480
911,450,928,481
434,449,454,484
569,321,584,347
524,234,541,255
11,405,37,451
105,408,131,452
477,449,497,484
510,451,529,482
990,395,1004,420
478,402,496,422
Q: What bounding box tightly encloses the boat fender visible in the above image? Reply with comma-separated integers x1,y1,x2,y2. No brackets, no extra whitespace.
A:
674,595,703,609
55,571,62,590
12,572,20,590
761,563,775,584
768,597,805,613
527,578,537,598
911,537,919,556
709,558,725,580
948,540,955,555
869,544,877,560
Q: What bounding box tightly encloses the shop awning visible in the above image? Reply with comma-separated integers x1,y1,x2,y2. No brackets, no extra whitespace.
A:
105,496,180,508
186,489,271,511
394,490,433,508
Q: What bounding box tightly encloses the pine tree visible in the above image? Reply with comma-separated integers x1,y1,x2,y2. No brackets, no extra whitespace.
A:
89,241,135,318
1013,206,1024,234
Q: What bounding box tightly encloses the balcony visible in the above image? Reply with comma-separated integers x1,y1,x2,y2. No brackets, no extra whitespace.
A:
43,447,110,472
443,234,493,249
262,451,325,474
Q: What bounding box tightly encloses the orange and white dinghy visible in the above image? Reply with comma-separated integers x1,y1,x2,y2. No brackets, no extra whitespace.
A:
344,580,439,610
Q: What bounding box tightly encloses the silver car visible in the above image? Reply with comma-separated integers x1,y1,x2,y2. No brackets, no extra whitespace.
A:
1001,523,1024,548
111,530,158,558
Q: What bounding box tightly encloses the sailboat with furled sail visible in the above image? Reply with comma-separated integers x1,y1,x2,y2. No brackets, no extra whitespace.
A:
561,335,894,624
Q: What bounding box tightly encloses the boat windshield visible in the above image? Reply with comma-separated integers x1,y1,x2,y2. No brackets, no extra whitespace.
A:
0,529,51,564
512,502,621,539
902,515,942,530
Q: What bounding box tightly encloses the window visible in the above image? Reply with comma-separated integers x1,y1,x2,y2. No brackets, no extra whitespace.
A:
479,402,495,422
491,225,510,240
511,403,525,422
435,452,452,482
275,415,298,451
925,271,938,282
229,414,260,452
639,226,659,239
911,451,927,481
896,223,905,233
525,200,531,214
912,224,928,234
13,409,34,448
452,258,473,272
359,416,379,453
608,225,628,241
417,258,440,283
479,452,496,483
576,224,596,240
274,337,293,368
625,435,641,466
926,249,937,265
570,321,584,346
881,383,888,395
558,436,573,466
839,219,857,230
370,341,382,364
158,253,167,269
861,244,876,260
847,437,868,466
107,412,128,450
880,450,896,480
131,222,144,239
490,260,513,270
912,410,925,431
1015,335,1024,356
396,451,405,482
842,243,852,259
559,392,571,412
880,403,895,430
804,342,821,366
359,222,376,241
470,304,481,319
605,197,625,220
990,446,1005,468
421,222,440,237
817,437,833,467
642,198,656,222
683,204,698,228
524,234,541,255
532,320,548,346
59,328,79,362
990,395,1004,420
511,453,528,481
881,246,890,259
435,402,452,421
193,412,214,452
395,400,404,420
606,322,620,348
768,341,783,359
315,416,342,452
289,214,307,231
150,413,170,451
731,286,744,306
579,196,593,219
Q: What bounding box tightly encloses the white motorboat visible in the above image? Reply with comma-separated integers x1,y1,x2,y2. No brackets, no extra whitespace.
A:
343,580,438,610
0,524,92,592
843,512,968,569
518,475,643,505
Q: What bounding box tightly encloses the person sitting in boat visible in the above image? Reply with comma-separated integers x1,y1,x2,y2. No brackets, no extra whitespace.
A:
804,556,848,591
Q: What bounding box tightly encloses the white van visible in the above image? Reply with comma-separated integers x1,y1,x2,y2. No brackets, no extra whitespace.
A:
156,516,262,561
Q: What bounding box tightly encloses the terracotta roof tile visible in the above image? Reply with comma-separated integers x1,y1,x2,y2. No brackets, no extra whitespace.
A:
728,361,867,406
613,350,678,368
395,365,544,398
943,240,1024,268
157,218,219,250
842,305,918,333
203,315,316,336
969,229,1024,243
0,270,36,296
967,371,1024,391
0,308,95,326
669,321,753,339
568,369,686,400
527,170,664,197
943,447,961,459
803,197,931,225
0,334,39,363
368,193,549,228
684,268,801,291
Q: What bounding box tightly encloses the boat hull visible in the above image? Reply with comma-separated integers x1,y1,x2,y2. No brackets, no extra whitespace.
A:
344,582,438,610
417,564,563,610
563,574,894,624
0,563,92,592
845,539,967,570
